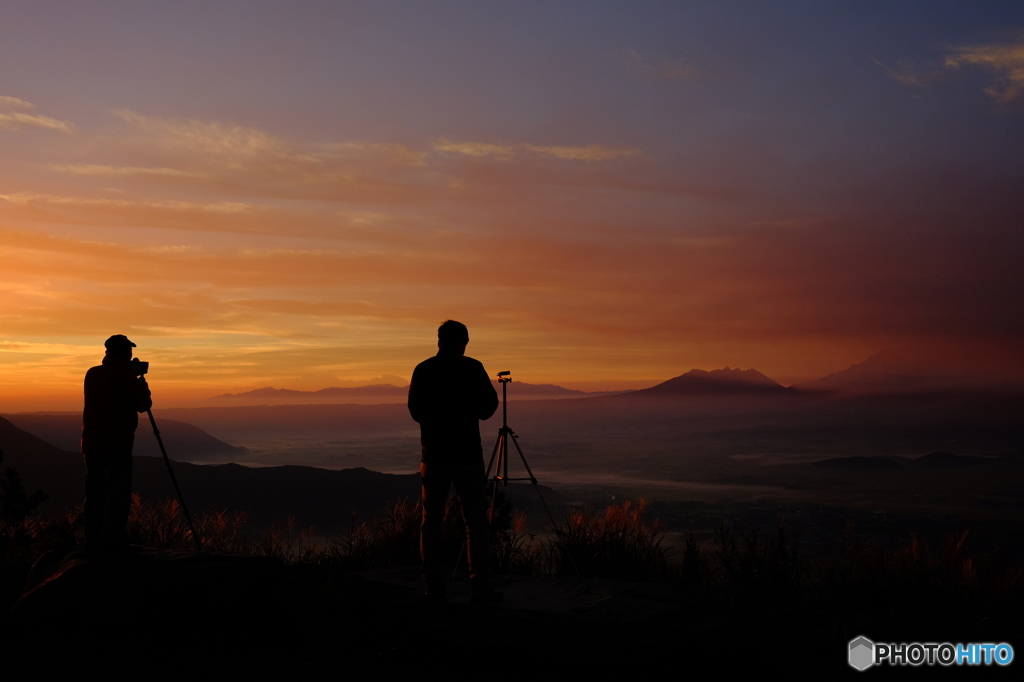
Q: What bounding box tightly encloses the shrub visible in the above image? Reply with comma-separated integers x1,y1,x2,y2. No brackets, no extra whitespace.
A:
546,499,669,581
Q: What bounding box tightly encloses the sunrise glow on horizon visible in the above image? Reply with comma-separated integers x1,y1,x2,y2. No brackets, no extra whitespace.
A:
1,3,1022,411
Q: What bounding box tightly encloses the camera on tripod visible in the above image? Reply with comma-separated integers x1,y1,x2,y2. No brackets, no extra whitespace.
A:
130,358,150,377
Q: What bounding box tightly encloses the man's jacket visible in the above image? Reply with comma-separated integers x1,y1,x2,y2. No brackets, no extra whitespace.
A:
408,351,499,465
81,356,153,455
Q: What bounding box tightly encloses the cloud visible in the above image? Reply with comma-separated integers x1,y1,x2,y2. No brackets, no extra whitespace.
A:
525,145,636,161
0,96,35,110
872,58,933,88
434,138,636,162
112,110,283,160
51,164,206,179
112,110,426,169
0,95,73,133
0,191,424,243
26,110,656,207
0,192,258,215
433,139,517,159
38,111,453,205
944,40,1024,102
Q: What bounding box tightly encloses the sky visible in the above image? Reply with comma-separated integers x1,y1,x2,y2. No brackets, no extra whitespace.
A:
1,1,1022,409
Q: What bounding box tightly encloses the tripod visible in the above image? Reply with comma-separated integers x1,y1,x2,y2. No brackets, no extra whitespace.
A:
485,372,560,529
147,409,203,552
448,371,578,584
485,372,578,576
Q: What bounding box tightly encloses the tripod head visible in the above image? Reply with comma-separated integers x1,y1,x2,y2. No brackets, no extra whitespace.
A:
497,370,511,384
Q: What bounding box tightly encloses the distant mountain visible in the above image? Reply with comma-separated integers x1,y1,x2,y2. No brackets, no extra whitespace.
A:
206,381,620,405
792,347,1024,395
494,381,590,399
3,413,249,462
626,367,787,397
208,384,409,405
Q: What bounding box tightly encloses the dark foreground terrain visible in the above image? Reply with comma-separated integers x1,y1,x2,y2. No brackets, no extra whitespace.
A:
3,482,1022,679
5,543,1021,678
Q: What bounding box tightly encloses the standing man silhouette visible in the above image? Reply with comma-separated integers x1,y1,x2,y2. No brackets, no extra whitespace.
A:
81,334,152,554
408,320,501,603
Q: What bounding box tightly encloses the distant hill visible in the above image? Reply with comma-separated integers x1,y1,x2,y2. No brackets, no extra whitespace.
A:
625,367,787,397
3,413,249,462
206,381,620,405
1,415,561,532
207,384,409,405
0,416,85,516
793,347,1024,395
0,412,419,528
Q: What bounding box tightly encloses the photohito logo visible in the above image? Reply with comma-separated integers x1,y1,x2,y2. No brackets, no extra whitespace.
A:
848,636,1014,670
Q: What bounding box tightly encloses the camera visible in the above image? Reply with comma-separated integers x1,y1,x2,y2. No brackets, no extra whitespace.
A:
497,370,511,383
131,358,150,376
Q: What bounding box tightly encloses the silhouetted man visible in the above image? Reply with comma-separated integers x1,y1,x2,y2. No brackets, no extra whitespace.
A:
82,334,152,554
409,320,500,603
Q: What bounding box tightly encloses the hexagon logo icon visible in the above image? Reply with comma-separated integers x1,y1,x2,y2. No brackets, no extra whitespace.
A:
849,636,874,671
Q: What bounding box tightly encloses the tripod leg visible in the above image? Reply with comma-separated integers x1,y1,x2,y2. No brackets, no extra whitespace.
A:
487,434,504,522
502,431,509,485
147,410,202,551
508,433,580,577
508,434,559,532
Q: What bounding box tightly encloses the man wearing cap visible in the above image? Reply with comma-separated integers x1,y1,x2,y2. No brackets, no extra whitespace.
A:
81,335,152,553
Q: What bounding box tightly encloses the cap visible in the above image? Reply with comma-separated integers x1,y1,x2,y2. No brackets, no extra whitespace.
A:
104,334,137,350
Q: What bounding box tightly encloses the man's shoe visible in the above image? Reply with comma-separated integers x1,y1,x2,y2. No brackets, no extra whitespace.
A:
470,589,504,605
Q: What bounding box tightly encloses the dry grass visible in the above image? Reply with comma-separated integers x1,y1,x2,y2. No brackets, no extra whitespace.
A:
545,499,669,580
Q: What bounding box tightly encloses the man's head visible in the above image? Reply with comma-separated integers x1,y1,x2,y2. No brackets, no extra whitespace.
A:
437,320,469,355
104,334,136,360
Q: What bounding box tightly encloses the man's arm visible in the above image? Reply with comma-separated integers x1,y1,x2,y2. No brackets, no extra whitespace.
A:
408,363,427,424
133,377,153,413
476,363,499,421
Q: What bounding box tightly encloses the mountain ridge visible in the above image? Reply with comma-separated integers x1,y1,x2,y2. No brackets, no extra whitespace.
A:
625,367,788,397
206,381,624,405
792,347,1024,395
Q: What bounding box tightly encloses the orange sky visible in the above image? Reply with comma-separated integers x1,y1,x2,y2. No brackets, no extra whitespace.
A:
1,4,1022,410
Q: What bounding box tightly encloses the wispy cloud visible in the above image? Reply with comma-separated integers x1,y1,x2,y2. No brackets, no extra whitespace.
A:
526,145,636,161
433,139,517,159
873,58,933,88
112,110,283,160
0,192,258,215
944,39,1024,102
113,110,426,169
52,164,206,179
0,95,73,133
0,96,34,110
434,138,636,162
